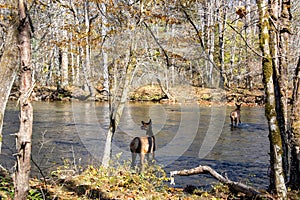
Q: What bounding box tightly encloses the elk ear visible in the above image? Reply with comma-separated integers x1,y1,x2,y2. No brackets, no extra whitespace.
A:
148,119,152,124
141,121,145,125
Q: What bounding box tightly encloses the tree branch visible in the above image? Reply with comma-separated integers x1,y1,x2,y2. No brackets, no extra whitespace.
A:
180,6,219,72
170,165,273,199
143,22,171,68
181,4,262,61
225,22,262,57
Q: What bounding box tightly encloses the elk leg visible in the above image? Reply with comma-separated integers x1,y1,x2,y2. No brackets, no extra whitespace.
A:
140,153,145,172
131,153,137,168
151,152,155,164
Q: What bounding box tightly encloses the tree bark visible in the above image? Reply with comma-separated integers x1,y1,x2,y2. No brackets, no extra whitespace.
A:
256,0,287,198
170,165,271,199
0,23,18,153
13,0,33,199
290,56,300,189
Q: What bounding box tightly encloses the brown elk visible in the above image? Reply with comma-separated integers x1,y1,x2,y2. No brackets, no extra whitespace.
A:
230,103,241,127
130,119,155,171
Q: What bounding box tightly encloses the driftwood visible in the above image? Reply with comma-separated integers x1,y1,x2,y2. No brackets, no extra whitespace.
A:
170,165,273,199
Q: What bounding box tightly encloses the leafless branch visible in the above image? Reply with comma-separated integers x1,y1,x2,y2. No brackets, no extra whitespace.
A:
170,165,273,199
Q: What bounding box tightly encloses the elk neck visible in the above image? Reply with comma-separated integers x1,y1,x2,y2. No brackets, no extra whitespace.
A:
146,126,154,137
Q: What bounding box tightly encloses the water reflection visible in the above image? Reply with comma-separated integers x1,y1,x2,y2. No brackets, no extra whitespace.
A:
1,101,269,188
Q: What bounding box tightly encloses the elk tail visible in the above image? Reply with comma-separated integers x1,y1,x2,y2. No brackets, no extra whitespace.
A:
130,137,141,153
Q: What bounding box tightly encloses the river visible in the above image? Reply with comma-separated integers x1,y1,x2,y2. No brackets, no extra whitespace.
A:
1,101,269,189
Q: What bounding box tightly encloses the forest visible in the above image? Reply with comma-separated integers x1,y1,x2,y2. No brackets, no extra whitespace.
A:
0,0,300,199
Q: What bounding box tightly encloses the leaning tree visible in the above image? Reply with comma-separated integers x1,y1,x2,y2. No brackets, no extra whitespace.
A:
0,1,18,154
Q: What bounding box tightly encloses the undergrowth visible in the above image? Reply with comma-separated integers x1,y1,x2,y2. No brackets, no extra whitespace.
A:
1,153,202,199
2,153,300,199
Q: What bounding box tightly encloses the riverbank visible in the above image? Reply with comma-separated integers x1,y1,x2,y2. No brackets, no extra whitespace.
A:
9,84,265,106
1,161,299,199
0,161,230,199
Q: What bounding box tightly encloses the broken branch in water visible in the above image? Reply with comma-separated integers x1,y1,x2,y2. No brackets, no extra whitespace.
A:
170,165,273,199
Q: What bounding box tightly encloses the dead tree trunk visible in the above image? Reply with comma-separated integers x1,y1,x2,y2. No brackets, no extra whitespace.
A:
170,165,272,199
13,0,33,199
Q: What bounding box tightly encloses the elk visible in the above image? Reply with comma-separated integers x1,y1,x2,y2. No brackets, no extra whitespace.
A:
130,119,155,171
230,103,241,127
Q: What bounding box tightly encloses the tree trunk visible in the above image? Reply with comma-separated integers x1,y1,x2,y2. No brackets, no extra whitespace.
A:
256,0,287,198
277,0,292,181
207,2,215,87
83,0,95,98
59,45,69,88
13,0,33,199
245,0,253,90
101,3,109,93
290,56,300,189
217,1,227,89
61,46,69,87
229,19,238,88
270,0,290,182
102,51,137,167
0,24,18,153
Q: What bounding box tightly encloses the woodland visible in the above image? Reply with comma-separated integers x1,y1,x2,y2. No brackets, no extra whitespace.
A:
0,0,300,199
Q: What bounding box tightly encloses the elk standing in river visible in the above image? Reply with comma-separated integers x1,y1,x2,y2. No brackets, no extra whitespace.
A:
130,119,155,171
230,103,241,127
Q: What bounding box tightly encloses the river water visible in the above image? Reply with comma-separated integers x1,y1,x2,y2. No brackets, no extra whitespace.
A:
1,101,269,189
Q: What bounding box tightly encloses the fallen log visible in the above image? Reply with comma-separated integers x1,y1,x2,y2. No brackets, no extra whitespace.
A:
170,165,273,199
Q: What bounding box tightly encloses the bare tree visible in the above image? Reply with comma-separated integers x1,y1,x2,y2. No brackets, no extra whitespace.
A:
13,0,34,199
102,49,137,167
